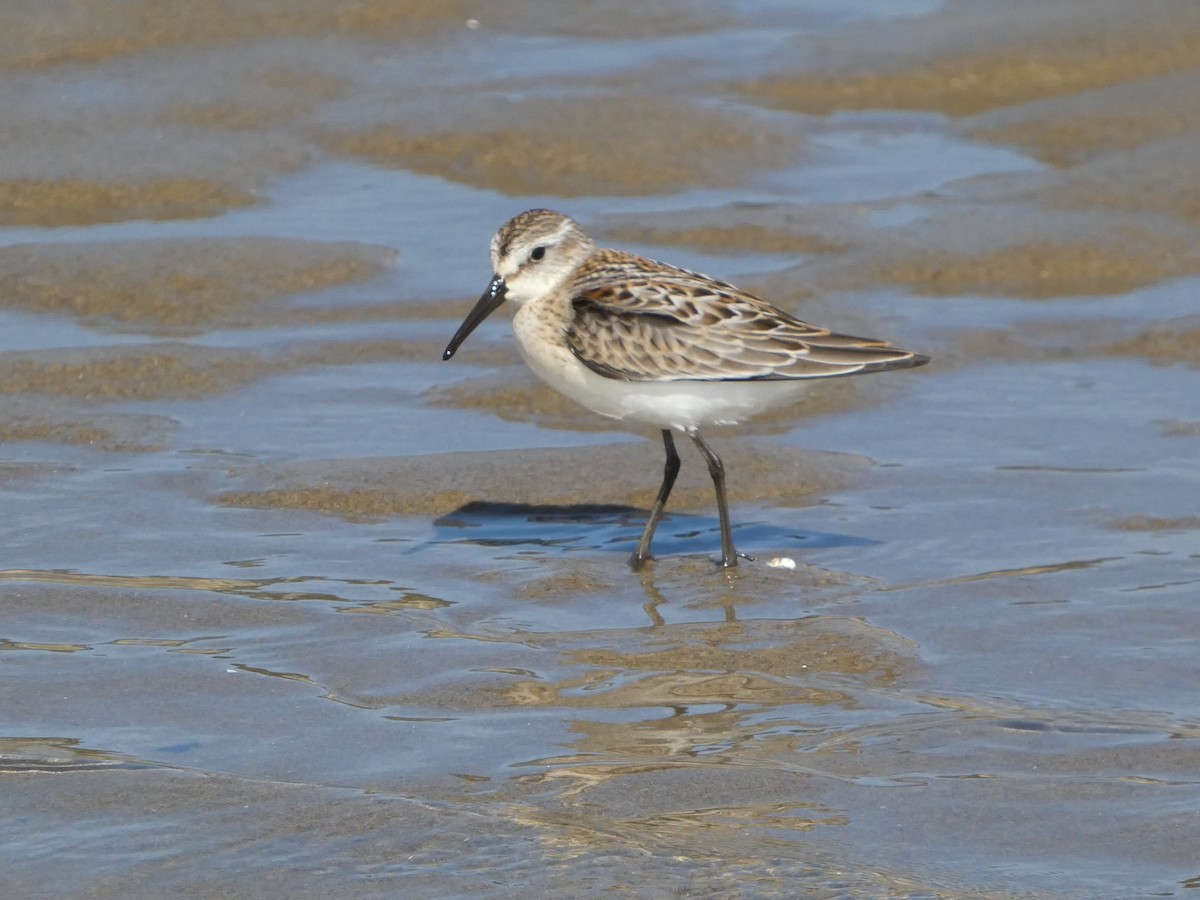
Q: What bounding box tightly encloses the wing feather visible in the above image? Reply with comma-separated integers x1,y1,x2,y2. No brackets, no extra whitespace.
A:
565,252,926,382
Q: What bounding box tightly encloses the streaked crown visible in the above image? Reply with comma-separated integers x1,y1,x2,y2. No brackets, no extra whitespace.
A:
490,209,596,305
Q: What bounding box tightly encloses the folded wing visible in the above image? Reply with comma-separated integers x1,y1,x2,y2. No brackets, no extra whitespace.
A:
566,255,927,382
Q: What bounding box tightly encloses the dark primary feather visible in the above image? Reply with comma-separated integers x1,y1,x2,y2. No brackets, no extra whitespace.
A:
565,250,927,383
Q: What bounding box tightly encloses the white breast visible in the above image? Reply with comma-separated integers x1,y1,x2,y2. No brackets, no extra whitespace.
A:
511,302,809,430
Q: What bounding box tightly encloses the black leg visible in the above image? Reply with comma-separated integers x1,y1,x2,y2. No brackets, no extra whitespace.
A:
631,429,680,569
687,428,739,567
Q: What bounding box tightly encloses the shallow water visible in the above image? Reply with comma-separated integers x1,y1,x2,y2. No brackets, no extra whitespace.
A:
3,1,1200,897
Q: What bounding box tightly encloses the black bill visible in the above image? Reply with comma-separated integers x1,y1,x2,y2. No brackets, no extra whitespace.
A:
443,274,508,360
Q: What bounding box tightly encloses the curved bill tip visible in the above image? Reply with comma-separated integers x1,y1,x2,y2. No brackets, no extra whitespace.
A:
443,275,507,361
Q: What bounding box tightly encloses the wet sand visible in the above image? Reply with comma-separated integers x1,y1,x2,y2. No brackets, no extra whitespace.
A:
3,0,1200,897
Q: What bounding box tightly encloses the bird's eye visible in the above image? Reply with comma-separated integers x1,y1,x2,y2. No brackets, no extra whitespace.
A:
530,246,546,262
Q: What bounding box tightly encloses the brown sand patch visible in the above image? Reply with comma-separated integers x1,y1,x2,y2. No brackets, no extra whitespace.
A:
158,71,348,131
1030,135,1200,229
0,345,288,401
0,238,394,331
597,203,867,255
1157,420,1200,438
735,3,1200,117
514,554,869,608
371,296,481,323
319,95,795,196
566,616,912,685
515,668,843,710
0,0,472,70
968,70,1200,166
502,617,914,711
285,338,463,367
1,53,325,225
0,178,260,227
220,484,472,521
0,111,311,224
1111,515,1200,532
945,319,1132,365
0,420,147,451
215,442,865,520
738,41,1200,118
862,238,1196,299
796,200,1200,300
280,301,450,328
159,102,315,132
514,563,621,602
0,399,174,451
0,337,462,402
975,114,1166,168
0,461,65,483
1104,325,1200,367
0,421,114,447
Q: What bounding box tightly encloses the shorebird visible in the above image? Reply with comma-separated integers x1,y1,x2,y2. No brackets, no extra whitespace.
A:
444,209,928,568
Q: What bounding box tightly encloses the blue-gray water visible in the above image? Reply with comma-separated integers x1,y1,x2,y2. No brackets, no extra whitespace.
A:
3,1,1200,896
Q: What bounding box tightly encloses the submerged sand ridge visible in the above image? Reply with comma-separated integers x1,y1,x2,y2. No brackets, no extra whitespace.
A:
0,0,474,70
0,397,174,452
0,337,481,403
734,0,1200,118
0,178,259,228
318,94,799,197
214,442,864,520
0,238,395,331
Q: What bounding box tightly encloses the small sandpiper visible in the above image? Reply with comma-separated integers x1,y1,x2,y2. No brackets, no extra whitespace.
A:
444,209,928,569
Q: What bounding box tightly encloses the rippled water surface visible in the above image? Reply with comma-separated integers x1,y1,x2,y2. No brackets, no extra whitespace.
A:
3,1,1200,897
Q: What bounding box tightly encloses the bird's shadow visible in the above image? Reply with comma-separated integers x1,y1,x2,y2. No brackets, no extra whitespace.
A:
432,500,875,556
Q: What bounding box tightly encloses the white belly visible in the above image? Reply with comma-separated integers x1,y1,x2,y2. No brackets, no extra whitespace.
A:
511,304,809,430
